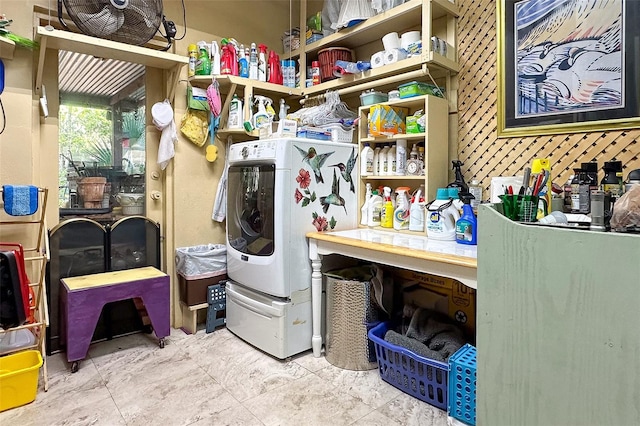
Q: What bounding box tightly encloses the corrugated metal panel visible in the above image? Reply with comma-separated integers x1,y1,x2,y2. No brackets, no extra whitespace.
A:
59,50,145,103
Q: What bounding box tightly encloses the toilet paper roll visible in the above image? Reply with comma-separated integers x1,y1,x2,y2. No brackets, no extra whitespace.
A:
382,32,401,51
400,31,421,50
383,48,408,65
370,51,385,68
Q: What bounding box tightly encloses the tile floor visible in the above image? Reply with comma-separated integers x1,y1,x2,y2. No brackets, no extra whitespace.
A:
1,328,450,426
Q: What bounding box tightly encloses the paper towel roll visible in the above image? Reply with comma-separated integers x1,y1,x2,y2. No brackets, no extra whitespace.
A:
383,48,407,65
382,32,401,51
400,31,421,50
370,51,385,68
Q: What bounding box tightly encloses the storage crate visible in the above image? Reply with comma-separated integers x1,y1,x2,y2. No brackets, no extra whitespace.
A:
319,124,355,143
0,350,43,412
178,272,227,306
448,344,477,425
206,282,227,333
368,322,449,410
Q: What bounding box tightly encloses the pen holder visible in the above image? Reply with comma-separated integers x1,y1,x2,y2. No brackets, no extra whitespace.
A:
498,194,520,220
498,194,539,222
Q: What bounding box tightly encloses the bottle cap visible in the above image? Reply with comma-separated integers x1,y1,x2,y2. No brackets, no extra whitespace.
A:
447,187,459,199
436,188,449,200
312,61,320,67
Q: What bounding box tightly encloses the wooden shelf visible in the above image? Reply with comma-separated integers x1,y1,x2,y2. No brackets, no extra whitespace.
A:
362,133,427,143
189,74,301,99
0,36,16,60
362,175,426,180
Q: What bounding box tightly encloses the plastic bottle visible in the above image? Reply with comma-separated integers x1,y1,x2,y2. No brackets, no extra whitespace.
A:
448,187,463,215
368,190,383,227
361,183,372,226
249,43,258,80
417,146,425,175
379,145,390,176
381,186,394,228
409,187,425,232
531,158,552,219
468,179,482,215
570,169,581,213
195,42,211,75
455,194,477,245
393,187,410,230
252,95,271,129
563,175,573,213
211,41,221,75
258,44,268,82
395,139,407,175
387,144,397,175
425,188,460,241
278,98,289,121
311,60,321,85
373,146,381,176
238,44,249,78
360,143,374,176
228,94,243,129
188,44,198,77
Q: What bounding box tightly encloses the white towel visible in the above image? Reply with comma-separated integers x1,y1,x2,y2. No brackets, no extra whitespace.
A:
212,137,230,222
152,100,177,170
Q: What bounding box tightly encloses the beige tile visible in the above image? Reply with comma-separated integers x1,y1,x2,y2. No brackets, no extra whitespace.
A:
314,364,401,408
244,373,373,426
377,392,448,426
189,404,264,426
291,350,332,373
44,352,72,378
350,410,403,426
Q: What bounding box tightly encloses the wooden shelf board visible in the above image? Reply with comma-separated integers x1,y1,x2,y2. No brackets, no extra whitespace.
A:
362,175,426,180
0,36,16,60
362,132,427,143
35,26,187,69
189,75,302,98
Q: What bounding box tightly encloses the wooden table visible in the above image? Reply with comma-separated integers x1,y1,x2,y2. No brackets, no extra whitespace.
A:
61,266,170,372
307,229,477,357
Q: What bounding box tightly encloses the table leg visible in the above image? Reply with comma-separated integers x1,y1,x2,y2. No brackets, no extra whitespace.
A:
139,279,170,339
309,239,323,357
65,293,103,364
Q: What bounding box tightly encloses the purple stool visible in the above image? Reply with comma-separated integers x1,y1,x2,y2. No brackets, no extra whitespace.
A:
61,267,170,373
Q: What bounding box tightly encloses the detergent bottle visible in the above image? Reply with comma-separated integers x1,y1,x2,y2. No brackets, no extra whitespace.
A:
249,43,258,80
409,186,425,232
210,40,221,75
380,186,394,228
361,183,372,226
220,45,233,75
393,187,410,230
258,44,268,82
425,188,460,241
455,193,477,245
228,94,243,129
367,190,383,227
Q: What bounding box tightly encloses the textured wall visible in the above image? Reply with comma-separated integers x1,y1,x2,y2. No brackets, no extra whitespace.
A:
456,0,639,194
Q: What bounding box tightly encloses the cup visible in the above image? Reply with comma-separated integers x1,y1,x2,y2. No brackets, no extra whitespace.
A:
498,194,520,220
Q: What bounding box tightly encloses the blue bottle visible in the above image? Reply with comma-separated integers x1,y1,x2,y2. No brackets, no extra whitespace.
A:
239,45,249,78
455,194,477,245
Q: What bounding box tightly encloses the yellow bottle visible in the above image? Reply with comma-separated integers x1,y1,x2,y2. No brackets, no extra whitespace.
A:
381,186,394,228
531,158,551,219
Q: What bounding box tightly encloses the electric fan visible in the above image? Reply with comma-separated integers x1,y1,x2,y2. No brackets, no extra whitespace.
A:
58,0,175,47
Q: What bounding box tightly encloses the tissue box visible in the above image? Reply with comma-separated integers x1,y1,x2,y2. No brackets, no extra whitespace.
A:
406,112,425,133
397,81,444,99
368,105,408,136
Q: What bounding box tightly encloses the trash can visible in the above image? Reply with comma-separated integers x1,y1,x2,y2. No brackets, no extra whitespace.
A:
175,244,227,306
324,266,380,370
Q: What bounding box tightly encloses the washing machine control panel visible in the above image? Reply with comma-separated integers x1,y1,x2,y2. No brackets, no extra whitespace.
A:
229,140,278,162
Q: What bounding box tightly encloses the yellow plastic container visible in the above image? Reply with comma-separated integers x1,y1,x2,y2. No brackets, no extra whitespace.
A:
0,350,43,412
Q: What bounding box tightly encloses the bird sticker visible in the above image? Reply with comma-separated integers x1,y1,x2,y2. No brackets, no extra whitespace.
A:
330,147,357,193
294,145,334,184
320,169,346,214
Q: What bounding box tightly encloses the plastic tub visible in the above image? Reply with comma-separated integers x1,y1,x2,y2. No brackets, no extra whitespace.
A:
0,350,43,412
398,81,445,99
448,344,477,425
360,90,389,106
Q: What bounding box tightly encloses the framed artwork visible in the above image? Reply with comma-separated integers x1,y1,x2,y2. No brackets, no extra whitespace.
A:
497,0,640,137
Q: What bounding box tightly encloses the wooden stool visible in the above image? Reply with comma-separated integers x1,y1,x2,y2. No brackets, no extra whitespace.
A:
61,267,170,373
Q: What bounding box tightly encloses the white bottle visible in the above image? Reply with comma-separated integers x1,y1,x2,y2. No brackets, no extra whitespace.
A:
368,190,383,227
379,145,390,176
387,144,397,175
228,94,243,129
211,40,221,75
426,188,461,241
373,146,381,176
393,188,410,230
360,143,374,176
396,139,407,175
249,43,258,80
361,183,372,225
258,46,267,82
409,188,425,232
468,179,482,214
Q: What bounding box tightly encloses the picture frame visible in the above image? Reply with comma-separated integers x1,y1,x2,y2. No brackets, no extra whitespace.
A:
497,0,640,137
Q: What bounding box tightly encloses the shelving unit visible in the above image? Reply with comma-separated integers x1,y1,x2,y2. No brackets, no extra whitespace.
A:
0,36,16,60
0,187,50,391
357,94,449,228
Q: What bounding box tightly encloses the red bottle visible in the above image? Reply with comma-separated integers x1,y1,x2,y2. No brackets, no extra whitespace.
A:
220,45,232,75
268,51,282,84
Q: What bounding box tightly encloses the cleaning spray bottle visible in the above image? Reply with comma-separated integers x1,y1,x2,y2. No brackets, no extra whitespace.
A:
368,189,383,227
381,186,394,228
409,186,425,232
448,160,469,193
252,95,272,129
210,40,220,75
455,193,477,245
425,188,460,241
238,44,249,78
361,183,372,226
249,42,258,80
393,187,410,230
258,44,268,82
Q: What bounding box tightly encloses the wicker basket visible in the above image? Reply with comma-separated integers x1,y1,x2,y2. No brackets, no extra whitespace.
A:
317,47,353,81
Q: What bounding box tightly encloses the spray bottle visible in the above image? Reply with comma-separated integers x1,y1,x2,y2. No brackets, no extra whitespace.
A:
368,190,383,227
258,44,268,82
455,193,477,245
278,98,290,121
448,160,469,193
393,187,410,230
210,40,220,75
249,43,258,80
252,95,273,129
238,44,249,78
361,183,372,226
409,186,425,232
381,186,394,228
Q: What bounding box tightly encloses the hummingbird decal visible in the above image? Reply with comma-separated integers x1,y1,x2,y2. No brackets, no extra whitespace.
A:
330,147,357,193
320,169,346,214
294,145,334,183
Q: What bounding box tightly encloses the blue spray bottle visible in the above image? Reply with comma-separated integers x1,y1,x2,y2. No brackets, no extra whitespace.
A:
455,193,477,245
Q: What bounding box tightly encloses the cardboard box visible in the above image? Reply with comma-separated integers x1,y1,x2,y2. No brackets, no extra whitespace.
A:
178,272,227,306
368,105,408,136
390,268,476,337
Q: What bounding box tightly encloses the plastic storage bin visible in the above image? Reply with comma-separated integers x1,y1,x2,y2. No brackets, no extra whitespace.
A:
317,47,352,81
398,81,445,99
448,344,477,425
319,123,355,143
0,350,43,412
360,90,389,106
368,321,449,409
175,244,227,306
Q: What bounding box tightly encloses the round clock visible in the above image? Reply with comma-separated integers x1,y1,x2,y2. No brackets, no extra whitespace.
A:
406,158,422,176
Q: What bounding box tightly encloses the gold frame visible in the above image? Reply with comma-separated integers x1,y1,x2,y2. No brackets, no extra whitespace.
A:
496,0,640,138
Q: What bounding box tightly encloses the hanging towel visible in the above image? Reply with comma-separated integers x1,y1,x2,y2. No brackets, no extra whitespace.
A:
212,137,230,222
152,99,177,170
2,185,39,216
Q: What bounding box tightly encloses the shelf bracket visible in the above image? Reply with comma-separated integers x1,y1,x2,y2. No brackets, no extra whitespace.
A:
34,33,49,96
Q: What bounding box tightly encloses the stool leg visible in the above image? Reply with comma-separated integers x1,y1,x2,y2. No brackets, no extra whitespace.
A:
66,295,104,365
139,284,170,339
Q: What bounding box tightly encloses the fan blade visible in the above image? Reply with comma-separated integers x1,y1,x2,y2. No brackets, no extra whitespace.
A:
128,0,158,29
77,5,124,37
